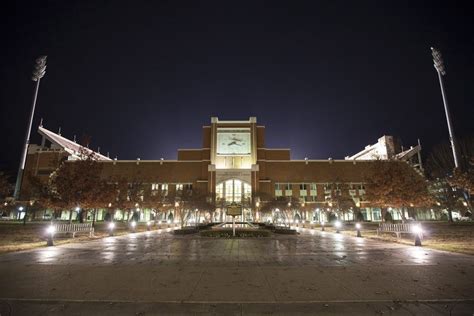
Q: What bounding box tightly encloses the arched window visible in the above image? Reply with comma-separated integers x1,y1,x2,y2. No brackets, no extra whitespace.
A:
216,179,251,203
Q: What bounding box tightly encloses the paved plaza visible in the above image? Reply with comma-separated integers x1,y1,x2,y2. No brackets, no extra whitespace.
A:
0,228,473,315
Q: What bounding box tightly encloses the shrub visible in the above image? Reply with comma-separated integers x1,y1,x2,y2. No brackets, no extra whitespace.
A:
174,228,198,235
274,228,297,235
200,229,271,238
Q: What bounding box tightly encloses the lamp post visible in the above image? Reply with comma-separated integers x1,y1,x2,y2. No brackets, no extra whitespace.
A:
46,225,55,246
108,222,115,236
413,224,423,246
14,56,47,200
355,223,362,238
431,47,459,169
255,201,260,223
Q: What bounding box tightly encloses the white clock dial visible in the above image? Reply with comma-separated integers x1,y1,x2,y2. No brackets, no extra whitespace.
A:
217,132,251,155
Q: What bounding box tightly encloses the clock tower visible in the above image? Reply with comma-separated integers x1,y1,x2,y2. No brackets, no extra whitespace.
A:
207,117,260,212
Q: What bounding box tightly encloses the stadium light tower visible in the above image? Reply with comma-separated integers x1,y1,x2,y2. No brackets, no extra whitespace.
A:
431,47,459,169
14,56,47,200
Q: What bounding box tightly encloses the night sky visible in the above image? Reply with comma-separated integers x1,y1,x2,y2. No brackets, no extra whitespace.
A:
1,1,473,175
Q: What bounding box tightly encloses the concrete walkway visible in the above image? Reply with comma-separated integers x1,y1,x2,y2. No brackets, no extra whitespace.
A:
0,228,473,315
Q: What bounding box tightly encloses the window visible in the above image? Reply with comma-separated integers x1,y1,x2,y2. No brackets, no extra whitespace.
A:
225,180,234,202
234,180,242,202
300,183,307,197
217,180,251,203
243,182,251,200
151,183,159,196
274,183,282,197
161,184,168,196
285,183,291,190
216,183,224,200
184,184,193,191
176,184,183,191
310,183,317,191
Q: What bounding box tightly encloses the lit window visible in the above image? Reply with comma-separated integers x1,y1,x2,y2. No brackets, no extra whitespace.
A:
216,183,224,199
161,184,168,196
225,180,234,202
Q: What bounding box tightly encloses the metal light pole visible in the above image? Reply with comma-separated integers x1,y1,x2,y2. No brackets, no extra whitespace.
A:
431,47,459,169
14,56,48,200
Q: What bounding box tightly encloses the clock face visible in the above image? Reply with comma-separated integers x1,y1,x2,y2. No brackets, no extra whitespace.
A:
217,131,251,155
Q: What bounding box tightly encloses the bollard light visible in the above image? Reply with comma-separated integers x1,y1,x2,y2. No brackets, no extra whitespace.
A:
413,224,423,246
108,222,115,236
131,221,136,233
355,223,362,237
321,221,325,231
147,221,151,231
335,221,341,233
46,225,55,246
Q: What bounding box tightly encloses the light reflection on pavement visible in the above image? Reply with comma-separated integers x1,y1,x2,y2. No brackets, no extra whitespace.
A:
0,227,468,267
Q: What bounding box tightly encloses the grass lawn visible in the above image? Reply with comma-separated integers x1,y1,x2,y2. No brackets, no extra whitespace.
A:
319,221,474,255
0,221,171,254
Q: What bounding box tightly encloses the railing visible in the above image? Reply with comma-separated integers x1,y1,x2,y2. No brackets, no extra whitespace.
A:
54,222,94,238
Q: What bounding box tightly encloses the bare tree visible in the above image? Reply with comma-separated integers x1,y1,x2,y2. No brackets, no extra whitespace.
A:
427,137,473,216
0,172,12,200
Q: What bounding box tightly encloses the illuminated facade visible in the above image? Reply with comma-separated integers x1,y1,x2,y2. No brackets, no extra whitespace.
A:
19,117,435,223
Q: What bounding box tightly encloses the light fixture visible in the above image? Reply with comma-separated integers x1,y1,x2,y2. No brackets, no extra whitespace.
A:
46,225,56,235
412,224,422,235
355,222,362,237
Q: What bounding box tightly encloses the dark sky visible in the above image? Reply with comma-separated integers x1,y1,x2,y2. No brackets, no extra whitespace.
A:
1,1,473,174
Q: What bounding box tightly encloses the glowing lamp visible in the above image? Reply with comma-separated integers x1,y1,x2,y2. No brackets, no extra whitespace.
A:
108,222,115,230
356,223,361,229
334,221,341,228
131,221,137,228
412,224,422,235
46,225,56,235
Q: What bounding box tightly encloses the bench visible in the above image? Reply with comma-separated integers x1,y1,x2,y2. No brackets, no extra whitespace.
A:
377,223,423,246
54,223,94,238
